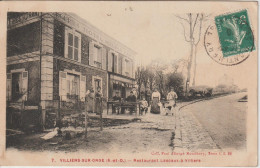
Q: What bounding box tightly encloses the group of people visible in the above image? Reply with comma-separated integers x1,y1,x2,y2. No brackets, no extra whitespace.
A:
112,90,137,114
150,87,178,114
112,87,178,115
85,86,178,115
85,86,103,114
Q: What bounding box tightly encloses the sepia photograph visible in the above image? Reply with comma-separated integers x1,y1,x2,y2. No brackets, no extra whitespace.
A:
0,1,258,167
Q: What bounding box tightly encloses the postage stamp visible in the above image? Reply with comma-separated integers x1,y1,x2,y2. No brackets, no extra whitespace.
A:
204,9,255,66
215,10,255,57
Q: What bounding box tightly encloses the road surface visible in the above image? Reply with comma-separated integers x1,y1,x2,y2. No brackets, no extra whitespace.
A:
179,92,247,150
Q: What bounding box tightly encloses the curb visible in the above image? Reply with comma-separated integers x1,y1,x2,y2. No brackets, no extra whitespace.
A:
172,93,237,150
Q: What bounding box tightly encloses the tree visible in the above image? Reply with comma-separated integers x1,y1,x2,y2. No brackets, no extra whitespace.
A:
148,61,168,97
166,73,184,97
135,66,144,99
141,68,149,94
176,13,210,95
170,59,188,74
146,65,156,91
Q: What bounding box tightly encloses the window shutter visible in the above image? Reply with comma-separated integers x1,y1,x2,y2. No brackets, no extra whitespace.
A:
79,38,82,62
22,71,28,101
75,31,82,63
108,51,113,72
7,73,12,101
114,54,118,73
89,41,94,66
118,56,122,74
59,71,67,101
101,47,107,70
64,28,68,58
80,75,86,101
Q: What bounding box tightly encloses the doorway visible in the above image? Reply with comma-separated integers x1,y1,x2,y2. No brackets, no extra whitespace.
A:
11,72,22,101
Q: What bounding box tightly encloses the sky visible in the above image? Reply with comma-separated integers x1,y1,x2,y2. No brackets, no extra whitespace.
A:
69,2,256,89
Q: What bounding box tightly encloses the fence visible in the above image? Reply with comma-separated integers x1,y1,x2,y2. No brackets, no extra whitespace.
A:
6,101,41,131
44,97,103,131
6,96,104,131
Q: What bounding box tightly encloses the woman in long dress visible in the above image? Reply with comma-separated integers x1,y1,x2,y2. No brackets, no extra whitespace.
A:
84,88,94,138
95,87,103,115
151,88,161,114
86,88,95,113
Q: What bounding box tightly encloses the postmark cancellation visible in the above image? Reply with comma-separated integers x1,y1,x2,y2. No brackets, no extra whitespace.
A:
204,9,255,66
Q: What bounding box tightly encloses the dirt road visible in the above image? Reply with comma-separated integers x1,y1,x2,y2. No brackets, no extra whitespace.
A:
7,109,177,153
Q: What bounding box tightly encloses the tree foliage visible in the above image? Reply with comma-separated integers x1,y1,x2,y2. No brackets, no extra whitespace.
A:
135,59,185,99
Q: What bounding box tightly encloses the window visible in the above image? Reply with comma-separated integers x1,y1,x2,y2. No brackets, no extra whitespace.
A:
59,71,86,101
89,42,106,69
122,58,133,77
108,51,118,73
112,53,118,73
8,70,28,101
65,28,81,62
92,76,102,93
93,45,102,68
94,79,101,91
66,73,80,99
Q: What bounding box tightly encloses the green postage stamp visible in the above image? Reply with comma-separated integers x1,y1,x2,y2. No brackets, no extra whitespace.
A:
215,10,255,57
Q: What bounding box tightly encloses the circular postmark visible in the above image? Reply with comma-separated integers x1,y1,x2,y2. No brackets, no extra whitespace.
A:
204,11,255,66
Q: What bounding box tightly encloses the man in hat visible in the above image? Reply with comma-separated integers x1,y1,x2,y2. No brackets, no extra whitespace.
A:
113,91,121,101
126,91,137,114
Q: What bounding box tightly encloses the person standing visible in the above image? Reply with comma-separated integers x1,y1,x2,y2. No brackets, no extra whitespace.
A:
167,87,178,107
84,87,94,138
95,87,103,115
86,88,95,113
151,88,161,114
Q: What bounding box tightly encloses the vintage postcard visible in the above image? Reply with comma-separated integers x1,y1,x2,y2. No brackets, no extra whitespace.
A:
0,1,258,167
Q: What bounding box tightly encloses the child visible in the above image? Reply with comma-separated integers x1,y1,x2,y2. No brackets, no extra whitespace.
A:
140,97,148,115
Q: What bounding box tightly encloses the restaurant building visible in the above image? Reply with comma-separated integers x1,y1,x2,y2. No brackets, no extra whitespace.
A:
6,12,136,125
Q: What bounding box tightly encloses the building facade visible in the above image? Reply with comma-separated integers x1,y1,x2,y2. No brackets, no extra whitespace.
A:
7,12,136,125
